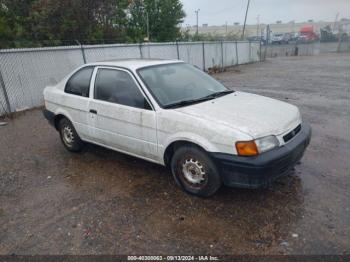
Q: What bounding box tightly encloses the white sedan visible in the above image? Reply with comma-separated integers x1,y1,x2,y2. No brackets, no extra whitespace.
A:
43,59,311,197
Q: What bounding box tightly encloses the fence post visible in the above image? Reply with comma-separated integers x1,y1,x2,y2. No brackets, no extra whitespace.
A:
176,41,180,60
249,41,252,63
81,45,87,64
0,68,12,116
75,40,87,64
294,44,299,56
337,34,343,53
202,42,206,71
235,41,239,65
259,39,262,62
139,43,143,59
221,41,224,70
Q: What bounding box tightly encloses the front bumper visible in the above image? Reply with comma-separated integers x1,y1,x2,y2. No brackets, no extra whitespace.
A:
211,123,312,188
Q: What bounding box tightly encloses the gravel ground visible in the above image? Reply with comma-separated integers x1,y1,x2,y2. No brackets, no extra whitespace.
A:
0,53,349,255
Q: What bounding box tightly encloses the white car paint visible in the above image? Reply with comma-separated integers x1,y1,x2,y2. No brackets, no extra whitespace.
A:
43,59,302,165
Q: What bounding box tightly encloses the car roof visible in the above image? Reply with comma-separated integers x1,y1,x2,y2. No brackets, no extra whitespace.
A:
86,59,183,71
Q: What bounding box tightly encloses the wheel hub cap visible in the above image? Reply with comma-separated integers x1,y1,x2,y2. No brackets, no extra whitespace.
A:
63,126,74,145
182,159,206,185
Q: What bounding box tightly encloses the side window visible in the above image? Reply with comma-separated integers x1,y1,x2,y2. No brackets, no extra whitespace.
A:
94,68,152,110
65,67,94,97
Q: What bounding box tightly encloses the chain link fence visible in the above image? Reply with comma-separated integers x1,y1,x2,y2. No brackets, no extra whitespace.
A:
0,70,10,117
0,41,261,116
262,42,344,58
1,39,349,117
338,35,350,52
0,46,84,116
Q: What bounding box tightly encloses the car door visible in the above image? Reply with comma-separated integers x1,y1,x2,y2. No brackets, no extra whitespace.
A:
88,66,158,162
62,66,94,140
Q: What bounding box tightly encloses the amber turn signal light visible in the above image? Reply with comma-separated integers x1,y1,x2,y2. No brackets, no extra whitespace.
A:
236,141,259,156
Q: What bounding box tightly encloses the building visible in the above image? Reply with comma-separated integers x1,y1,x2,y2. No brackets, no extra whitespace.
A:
183,20,348,38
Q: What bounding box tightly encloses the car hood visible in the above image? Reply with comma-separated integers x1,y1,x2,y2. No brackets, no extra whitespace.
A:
174,91,301,138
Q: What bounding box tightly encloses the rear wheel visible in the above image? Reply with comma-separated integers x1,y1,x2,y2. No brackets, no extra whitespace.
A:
58,118,84,152
170,145,222,197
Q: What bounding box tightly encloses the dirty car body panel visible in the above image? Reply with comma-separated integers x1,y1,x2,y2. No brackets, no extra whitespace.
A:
43,59,311,191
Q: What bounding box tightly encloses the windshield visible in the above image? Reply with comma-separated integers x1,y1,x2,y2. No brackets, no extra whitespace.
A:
138,63,229,108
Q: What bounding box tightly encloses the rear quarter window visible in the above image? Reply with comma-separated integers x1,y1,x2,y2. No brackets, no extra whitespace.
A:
65,67,94,97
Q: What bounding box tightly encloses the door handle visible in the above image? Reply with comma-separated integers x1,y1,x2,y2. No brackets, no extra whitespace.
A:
90,109,97,114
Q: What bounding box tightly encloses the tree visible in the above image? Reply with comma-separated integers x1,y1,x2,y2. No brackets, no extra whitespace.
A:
0,0,37,47
0,0,186,48
0,6,12,48
128,0,185,42
28,0,130,44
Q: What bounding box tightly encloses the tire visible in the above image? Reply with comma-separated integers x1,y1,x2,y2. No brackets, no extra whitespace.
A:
58,118,85,152
170,145,222,197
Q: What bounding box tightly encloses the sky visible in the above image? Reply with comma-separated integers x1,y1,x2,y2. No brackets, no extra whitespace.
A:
181,0,350,26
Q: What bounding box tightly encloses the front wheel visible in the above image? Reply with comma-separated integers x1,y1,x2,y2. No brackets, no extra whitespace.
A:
58,118,85,152
170,145,222,197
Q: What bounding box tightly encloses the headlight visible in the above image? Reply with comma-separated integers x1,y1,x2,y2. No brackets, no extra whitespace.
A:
255,135,280,154
236,136,279,156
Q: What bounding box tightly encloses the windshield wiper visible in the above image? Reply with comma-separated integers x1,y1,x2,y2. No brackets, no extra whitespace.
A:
163,90,234,109
201,90,234,100
163,97,214,109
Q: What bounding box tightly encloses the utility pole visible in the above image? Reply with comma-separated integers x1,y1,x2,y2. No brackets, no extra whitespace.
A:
333,13,339,32
291,20,295,33
266,24,270,44
146,12,150,42
242,0,250,40
195,9,200,36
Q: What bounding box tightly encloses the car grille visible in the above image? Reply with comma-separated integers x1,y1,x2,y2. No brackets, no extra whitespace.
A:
283,124,302,143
